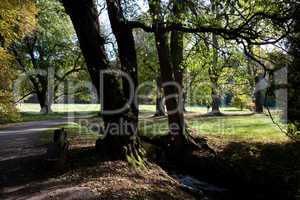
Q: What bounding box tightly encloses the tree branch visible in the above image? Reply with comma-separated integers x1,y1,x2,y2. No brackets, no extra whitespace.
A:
14,91,34,104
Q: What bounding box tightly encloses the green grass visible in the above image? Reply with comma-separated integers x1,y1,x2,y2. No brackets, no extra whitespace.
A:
18,103,250,114
140,114,289,143
16,103,251,123
190,114,288,143
40,122,99,145
20,111,99,122
13,103,100,123
17,103,289,144
20,112,67,122
17,103,101,113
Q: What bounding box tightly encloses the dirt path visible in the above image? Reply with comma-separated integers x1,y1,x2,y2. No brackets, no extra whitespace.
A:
0,118,198,200
0,118,74,162
0,118,80,199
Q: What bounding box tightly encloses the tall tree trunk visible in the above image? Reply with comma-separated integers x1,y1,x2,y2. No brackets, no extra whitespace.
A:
104,0,143,161
208,68,222,115
106,0,138,118
36,81,53,114
149,1,215,160
149,0,186,150
37,90,47,113
211,86,221,114
288,3,300,135
154,77,165,116
62,0,141,160
170,0,185,112
210,35,221,114
254,75,264,113
208,0,222,115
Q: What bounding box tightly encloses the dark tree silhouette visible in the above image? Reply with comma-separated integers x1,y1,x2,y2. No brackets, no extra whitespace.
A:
62,0,142,160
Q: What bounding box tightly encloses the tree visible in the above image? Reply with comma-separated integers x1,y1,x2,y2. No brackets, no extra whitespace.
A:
208,0,222,115
148,0,188,152
127,0,292,154
99,0,143,161
63,0,294,158
287,2,300,140
135,29,165,116
12,0,84,114
62,0,144,162
0,0,36,122
170,0,186,112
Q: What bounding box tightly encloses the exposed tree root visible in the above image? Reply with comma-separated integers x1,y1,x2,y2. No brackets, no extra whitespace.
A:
140,127,216,163
96,135,147,168
204,111,224,116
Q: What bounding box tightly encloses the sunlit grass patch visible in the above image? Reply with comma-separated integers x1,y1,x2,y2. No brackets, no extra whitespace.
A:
17,103,289,144
190,114,289,143
139,114,289,143
17,103,101,113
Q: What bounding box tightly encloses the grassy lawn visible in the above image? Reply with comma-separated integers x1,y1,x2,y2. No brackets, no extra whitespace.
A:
17,103,101,113
8,103,100,123
140,114,289,144
20,112,67,122
16,103,289,145
18,103,250,115
20,111,99,122
16,103,251,122
190,114,288,143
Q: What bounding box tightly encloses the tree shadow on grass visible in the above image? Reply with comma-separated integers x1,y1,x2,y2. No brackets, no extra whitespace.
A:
199,112,255,118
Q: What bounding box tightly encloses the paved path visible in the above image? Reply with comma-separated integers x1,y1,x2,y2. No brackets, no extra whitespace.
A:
0,118,73,162
0,118,86,199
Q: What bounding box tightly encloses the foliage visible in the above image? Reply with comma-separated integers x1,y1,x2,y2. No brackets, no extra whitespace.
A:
232,94,252,111
184,34,253,107
135,29,159,100
13,0,89,110
0,0,37,122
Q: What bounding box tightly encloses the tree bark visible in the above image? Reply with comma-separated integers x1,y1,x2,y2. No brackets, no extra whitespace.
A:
37,91,53,114
62,0,141,160
106,0,139,118
154,77,165,116
149,0,187,150
207,0,222,115
254,75,264,113
287,3,300,134
32,73,52,114
208,70,222,115
211,87,221,114
24,38,54,114
103,0,143,161
170,0,185,112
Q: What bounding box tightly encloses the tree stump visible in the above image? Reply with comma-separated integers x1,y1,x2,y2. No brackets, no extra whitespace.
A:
46,128,69,170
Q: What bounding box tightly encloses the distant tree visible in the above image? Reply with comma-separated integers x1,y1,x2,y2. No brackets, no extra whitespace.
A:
12,0,85,113
135,30,165,116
